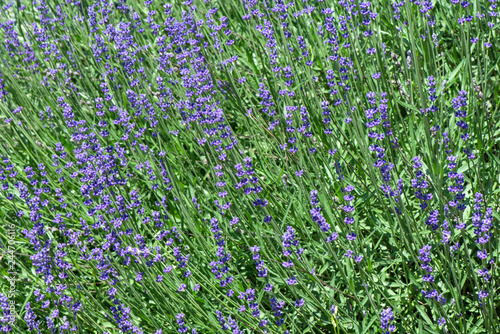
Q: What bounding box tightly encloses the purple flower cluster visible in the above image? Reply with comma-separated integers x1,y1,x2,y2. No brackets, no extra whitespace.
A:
250,245,268,278
209,217,233,287
380,308,396,333
411,156,433,210
419,245,446,304
0,0,498,332
310,190,338,243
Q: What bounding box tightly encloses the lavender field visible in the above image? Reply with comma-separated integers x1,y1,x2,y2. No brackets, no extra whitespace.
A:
0,0,499,333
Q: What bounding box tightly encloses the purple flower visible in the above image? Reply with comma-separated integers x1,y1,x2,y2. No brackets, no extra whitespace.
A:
295,298,305,307
380,308,396,333
477,249,488,260
347,233,357,241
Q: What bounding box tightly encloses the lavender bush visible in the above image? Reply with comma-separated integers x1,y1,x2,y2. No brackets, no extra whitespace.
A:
0,0,499,333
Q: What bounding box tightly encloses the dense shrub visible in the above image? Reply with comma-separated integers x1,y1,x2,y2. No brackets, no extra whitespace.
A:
0,0,499,333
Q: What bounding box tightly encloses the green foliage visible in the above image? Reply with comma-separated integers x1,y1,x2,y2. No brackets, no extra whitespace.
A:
0,0,499,333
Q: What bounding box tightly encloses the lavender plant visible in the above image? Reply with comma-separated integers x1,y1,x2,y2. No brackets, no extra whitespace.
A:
0,0,499,333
